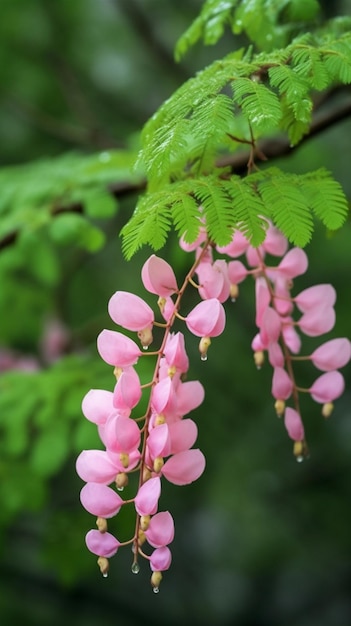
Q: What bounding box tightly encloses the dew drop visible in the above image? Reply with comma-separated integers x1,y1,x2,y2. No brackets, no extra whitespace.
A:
296,455,304,463
200,354,208,362
102,572,108,578
256,365,261,371
131,562,140,574
153,586,160,594
231,297,236,303
117,485,124,492
143,345,149,351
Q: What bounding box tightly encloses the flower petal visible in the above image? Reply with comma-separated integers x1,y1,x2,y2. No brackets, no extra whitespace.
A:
311,338,351,371
85,529,120,557
134,477,161,516
309,371,345,403
185,299,225,337
145,511,175,548
82,389,114,425
108,291,154,331
284,407,304,441
141,255,178,297
97,330,141,367
80,483,124,518
150,546,172,572
161,449,205,485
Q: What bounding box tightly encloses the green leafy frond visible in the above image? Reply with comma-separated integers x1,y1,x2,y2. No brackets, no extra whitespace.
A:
121,191,172,260
190,177,236,245
299,169,349,229
232,77,282,133
258,173,314,246
223,177,268,245
175,0,322,58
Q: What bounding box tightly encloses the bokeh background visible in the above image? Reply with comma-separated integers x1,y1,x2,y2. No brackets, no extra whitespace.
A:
0,1,351,624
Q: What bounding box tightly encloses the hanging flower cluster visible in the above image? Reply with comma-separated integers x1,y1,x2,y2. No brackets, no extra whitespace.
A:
77,219,350,590
76,248,225,591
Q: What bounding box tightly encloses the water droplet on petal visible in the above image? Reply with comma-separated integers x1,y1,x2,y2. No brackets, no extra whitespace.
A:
131,562,140,574
231,297,236,303
296,455,304,463
153,586,160,594
117,485,124,492
102,572,108,578
143,345,149,350
256,365,261,370
200,354,208,362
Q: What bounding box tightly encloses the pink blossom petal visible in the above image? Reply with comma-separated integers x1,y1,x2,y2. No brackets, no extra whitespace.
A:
284,407,304,441
135,477,161,516
263,225,288,256
80,483,124,518
251,333,265,351
309,371,345,403
273,277,293,316
147,424,171,459
150,546,172,572
197,261,224,301
160,297,176,322
179,228,207,251
163,332,189,373
294,284,336,313
277,248,308,278
311,338,351,371
298,306,335,337
145,512,175,548
216,230,249,257
260,307,281,347
255,277,271,327
108,291,154,331
103,415,141,454
161,449,205,485
272,367,293,400
113,367,142,412
168,419,198,454
227,260,248,285
76,450,118,484
97,330,141,367
176,380,205,416
246,245,264,267
185,299,225,337
141,255,178,297
85,529,120,557
268,341,285,367
151,377,178,417
107,448,141,472
82,389,114,425
281,320,301,354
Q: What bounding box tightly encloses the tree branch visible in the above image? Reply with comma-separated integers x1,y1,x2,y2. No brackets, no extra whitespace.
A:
1,93,351,253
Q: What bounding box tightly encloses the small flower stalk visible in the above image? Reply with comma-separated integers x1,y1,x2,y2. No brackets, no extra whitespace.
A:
77,216,350,588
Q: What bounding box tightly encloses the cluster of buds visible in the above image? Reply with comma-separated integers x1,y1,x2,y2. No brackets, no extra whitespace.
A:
77,218,350,589
76,250,226,590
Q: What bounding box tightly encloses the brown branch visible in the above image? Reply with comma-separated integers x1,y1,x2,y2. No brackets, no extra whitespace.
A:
1,94,351,253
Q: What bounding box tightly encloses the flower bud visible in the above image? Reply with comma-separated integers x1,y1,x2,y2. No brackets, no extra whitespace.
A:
142,467,152,482
115,472,129,489
254,350,264,368
151,571,163,590
97,556,109,577
138,327,153,348
322,402,334,418
199,336,211,360
119,452,130,468
154,414,166,426
96,517,108,532
230,284,239,301
274,399,285,417
153,456,164,473
140,515,151,531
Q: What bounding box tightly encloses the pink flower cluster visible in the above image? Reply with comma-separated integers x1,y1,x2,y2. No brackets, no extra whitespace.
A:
77,218,350,589
181,221,350,459
76,253,226,590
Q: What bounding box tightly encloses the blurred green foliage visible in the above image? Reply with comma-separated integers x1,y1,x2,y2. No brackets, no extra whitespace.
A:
0,1,351,625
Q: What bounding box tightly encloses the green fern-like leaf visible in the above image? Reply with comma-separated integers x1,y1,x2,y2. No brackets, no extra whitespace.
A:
232,77,282,133
190,177,236,245
223,177,268,246
299,169,349,229
258,172,315,246
121,192,172,259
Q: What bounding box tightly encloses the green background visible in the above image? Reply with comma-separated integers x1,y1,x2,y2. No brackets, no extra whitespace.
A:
0,1,350,624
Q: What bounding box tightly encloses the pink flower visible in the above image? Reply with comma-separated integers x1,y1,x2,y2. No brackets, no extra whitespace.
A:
151,377,178,419
311,338,351,371
108,291,154,331
272,367,293,400
145,511,175,548
216,230,249,257
255,277,271,327
113,367,142,412
161,449,206,485
185,299,225,337
150,546,172,571
284,407,305,441
85,529,120,557
294,284,336,313
163,332,189,373
97,330,141,367
276,248,308,279
82,389,114,425
103,415,141,454
309,371,345,403
227,260,248,284
141,255,178,297
259,307,281,348
176,380,205,416
134,477,161,516
298,306,335,337
80,483,124,518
